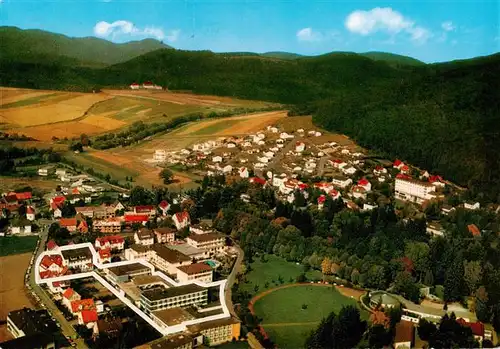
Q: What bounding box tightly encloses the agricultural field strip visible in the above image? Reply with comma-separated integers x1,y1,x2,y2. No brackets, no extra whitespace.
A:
0,93,61,109
35,242,230,336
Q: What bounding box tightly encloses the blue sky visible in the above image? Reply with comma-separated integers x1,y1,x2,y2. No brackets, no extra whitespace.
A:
1,0,498,62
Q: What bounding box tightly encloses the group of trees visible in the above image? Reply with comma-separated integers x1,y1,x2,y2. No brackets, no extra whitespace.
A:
0,145,61,174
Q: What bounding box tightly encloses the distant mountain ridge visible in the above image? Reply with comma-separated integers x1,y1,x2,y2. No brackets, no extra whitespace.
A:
0,26,171,66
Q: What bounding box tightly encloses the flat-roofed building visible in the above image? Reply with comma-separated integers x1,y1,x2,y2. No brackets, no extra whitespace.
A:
151,334,194,349
186,233,225,255
7,308,59,340
186,317,241,346
395,177,437,204
106,263,151,283
151,307,195,329
140,284,208,314
151,244,192,274
189,224,213,235
168,243,208,261
176,263,213,283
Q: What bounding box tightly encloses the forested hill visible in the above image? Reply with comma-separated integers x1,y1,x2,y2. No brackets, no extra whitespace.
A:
312,53,500,201
0,26,170,66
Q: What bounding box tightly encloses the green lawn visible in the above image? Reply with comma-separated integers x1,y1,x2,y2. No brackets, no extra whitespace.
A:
253,285,368,348
0,235,38,256
240,254,322,293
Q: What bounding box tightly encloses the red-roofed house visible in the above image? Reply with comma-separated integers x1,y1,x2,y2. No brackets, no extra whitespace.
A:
352,186,367,200
318,195,326,210
329,189,341,201
400,165,410,174
78,220,89,234
62,288,81,310
295,141,305,152
130,82,140,90
393,159,405,169
95,235,125,251
79,309,98,327
314,182,334,193
394,321,414,349
239,167,249,179
26,206,36,221
173,211,191,231
330,159,347,169
15,192,32,201
158,200,170,216
249,177,266,186
59,218,77,232
373,166,388,176
134,205,156,217
51,196,66,206
40,255,63,273
357,178,372,192
429,175,445,187
98,248,112,263
124,213,149,225
46,240,59,251
468,224,481,237
396,173,412,180
71,299,95,315
457,318,485,342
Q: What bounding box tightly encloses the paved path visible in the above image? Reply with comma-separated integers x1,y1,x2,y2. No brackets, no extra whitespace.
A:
26,225,87,349
225,242,244,317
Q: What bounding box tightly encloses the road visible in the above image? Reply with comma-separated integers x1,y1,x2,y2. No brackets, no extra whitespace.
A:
26,222,88,349
224,243,244,318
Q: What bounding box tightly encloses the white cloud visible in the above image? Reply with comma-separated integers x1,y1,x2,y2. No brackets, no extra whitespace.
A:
345,7,432,44
296,27,322,42
441,21,456,31
93,20,180,42
165,29,181,43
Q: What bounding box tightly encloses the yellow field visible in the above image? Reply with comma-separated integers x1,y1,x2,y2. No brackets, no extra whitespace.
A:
79,114,127,130
1,93,110,127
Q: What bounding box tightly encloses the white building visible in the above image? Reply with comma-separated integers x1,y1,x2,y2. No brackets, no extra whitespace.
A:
343,167,357,175
222,165,233,174
395,177,437,204
186,233,225,255
154,150,167,162
173,212,191,231
212,156,222,163
176,263,213,283
464,202,480,210
295,142,305,152
239,167,249,178
26,206,36,221
332,176,353,189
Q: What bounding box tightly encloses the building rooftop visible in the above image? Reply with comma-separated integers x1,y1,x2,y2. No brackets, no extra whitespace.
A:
60,247,93,261
150,334,194,349
129,244,150,253
154,227,176,235
167,243,205,257
142,284,206,301
107,263,150,277
152,307,195,326
0,332,56,349
133,274,175,288
177,263,212,275
151,244,191,264
394,320,414,343
186,316,239,333
187,233,225,243
7,308,59,337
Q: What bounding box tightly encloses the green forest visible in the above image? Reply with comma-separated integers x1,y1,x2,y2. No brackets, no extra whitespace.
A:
1,26,499,201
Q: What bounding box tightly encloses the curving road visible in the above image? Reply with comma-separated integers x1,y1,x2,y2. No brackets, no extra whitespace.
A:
224,242,244,318
26,222,88,349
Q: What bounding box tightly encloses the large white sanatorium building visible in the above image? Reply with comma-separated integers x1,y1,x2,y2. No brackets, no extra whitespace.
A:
395,178,437,204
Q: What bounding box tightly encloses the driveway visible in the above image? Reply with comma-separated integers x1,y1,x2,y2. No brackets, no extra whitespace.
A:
224,243,244,317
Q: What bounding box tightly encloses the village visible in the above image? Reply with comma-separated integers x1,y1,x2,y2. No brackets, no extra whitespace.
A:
1,115,498,348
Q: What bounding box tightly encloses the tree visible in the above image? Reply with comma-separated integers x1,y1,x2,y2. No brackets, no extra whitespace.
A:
393,271,421,303
160,168,174,184
418,318,437,341
321,257,332,276
367,324,392,348
404,241,430,282
296,273,306,283
444,256,465,302
306,305,367,349
463,260,482,295
129,186,153,205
